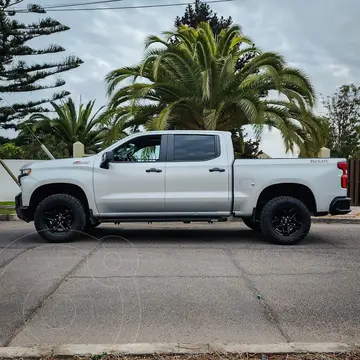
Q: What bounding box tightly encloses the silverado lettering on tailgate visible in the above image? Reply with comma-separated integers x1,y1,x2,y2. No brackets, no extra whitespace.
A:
310,159,328,164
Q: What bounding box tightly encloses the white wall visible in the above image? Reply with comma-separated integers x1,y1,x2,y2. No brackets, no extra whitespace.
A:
0,160,45,201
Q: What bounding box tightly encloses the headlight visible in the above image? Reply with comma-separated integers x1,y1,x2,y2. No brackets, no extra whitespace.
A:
20,168,32,176
18,168,31,185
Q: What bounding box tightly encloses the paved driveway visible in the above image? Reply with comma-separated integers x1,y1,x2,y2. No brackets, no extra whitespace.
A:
0,221,359,347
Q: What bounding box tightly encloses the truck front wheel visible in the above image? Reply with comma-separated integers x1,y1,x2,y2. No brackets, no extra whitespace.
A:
34,194,87,243
259,196,311,245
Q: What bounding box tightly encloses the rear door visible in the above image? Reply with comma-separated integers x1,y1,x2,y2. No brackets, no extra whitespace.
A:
165,133,231,215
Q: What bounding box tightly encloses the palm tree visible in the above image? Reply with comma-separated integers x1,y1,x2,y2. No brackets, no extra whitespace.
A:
23,97,108,156
106,23,325,155
298,116,331,158
100,108,136,148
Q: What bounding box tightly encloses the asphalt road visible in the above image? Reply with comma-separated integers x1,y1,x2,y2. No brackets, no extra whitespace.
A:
0,221,359,347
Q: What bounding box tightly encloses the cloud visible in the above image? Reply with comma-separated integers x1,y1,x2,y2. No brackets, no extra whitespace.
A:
3,0,359,157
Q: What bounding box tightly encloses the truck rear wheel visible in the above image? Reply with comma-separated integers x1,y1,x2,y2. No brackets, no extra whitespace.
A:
259,196,311,245
34,194,87,243
242,217,261,231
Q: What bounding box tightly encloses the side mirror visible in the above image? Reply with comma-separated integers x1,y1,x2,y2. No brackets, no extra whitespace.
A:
100,151,114,169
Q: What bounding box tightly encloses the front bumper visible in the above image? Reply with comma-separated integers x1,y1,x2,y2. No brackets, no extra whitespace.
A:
329,196,351,215
15,193,32,222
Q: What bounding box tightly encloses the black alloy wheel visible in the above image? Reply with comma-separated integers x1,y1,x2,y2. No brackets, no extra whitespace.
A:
44,206,74,233
271,207,302,236
259,196,311,245
34,194,87,243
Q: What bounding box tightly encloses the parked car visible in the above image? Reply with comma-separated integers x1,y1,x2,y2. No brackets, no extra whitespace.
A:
15,130,351,245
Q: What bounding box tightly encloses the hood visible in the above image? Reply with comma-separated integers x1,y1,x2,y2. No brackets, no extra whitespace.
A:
20,156,96,171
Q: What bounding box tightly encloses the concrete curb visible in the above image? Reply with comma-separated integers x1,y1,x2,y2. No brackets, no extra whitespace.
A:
0,342,355,357
0,214,18,221
312,217,360,224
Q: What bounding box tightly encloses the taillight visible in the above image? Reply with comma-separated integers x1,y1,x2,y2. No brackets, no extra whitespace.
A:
337,162,348,189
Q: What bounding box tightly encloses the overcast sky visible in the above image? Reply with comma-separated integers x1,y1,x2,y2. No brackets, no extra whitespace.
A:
3,0,359,157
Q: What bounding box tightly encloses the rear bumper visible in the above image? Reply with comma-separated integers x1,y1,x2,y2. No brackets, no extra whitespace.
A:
15,193,32,222
329,196,351,215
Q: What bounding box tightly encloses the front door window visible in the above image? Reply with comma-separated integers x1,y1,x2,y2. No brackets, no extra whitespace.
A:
113,135,161,163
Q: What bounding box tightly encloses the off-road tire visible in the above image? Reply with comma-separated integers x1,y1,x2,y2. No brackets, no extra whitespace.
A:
259,196,311,245
242,217,261,231
34,194,87,243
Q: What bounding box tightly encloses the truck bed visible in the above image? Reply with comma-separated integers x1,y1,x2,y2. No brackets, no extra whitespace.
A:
232,158,347,216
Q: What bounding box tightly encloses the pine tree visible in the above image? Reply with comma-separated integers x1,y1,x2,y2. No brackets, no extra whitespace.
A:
0,0,83,129
174,0,232,37
174,0,255,70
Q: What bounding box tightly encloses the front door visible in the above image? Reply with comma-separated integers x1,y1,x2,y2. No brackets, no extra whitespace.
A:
93,134,166,215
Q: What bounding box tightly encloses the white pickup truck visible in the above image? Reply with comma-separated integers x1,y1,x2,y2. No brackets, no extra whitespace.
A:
15,130,351,245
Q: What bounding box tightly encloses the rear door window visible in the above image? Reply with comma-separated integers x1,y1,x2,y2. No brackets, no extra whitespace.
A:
173,135,219,161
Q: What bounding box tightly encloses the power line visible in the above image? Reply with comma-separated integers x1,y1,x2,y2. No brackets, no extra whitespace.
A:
15,0,127,10
5,0,126,13
42,0,234,11
44,0,126,8
8,0,233,13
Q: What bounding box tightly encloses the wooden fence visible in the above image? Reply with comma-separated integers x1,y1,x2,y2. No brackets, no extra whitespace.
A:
348,159,360,206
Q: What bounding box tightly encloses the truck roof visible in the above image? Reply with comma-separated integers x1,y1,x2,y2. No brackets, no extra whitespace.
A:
141,130,231,135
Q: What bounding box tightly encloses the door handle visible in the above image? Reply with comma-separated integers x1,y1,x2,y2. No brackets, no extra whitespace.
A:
209,168,225,172
146,168,162,173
